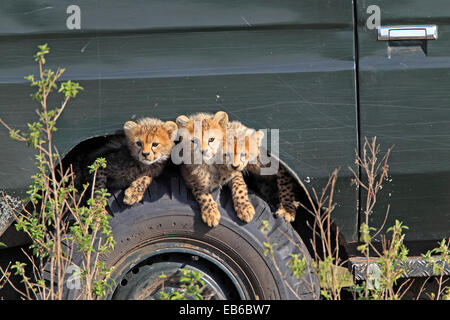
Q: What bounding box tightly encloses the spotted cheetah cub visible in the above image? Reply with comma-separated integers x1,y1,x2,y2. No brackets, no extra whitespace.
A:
176,111,256,227
223,121,265,222
226,122,299,222
224,121,264,172
95,118,178,205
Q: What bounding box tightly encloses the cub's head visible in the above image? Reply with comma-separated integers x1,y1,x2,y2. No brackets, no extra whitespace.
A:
176,111,228,163
225,127,264,171
123,118,178,165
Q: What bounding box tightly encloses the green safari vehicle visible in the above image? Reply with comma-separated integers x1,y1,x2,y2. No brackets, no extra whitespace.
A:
0,0,449,300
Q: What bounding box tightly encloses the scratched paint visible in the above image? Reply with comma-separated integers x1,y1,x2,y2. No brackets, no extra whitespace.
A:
0,1,358,242
357,0,450,241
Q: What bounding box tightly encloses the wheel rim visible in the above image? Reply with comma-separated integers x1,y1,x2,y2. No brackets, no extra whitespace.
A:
108,240,252,300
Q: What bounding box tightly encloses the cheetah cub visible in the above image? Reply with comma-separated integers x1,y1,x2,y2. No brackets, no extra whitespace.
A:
223,121,265,223
176,111,256,227
226,122,299,222
95,118,178,205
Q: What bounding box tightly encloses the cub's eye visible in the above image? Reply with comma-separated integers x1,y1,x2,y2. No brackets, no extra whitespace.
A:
208,137,215,143
136,141,142,147
152,142,159,148
191,138,199,144
241,153,247,157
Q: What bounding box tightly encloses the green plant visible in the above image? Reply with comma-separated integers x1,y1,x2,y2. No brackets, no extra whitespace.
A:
347,138,448,300
295,168,352,300
423,238,450,300
350,137,399,299
355,220,410,300
263,137,450,300
288,254,308,280
259,218,322,300
159,268,208,300
0,44,115,300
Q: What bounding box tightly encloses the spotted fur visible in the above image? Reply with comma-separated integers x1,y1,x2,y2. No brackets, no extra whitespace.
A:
224,121,264,172
227,122,299,222
95,118,178,205
176,111,256,227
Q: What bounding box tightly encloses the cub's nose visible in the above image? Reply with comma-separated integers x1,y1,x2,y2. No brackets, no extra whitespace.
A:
142,152,150,157
231,164,239,169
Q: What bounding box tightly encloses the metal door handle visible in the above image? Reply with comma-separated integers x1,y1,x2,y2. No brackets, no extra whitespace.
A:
377,25,438,41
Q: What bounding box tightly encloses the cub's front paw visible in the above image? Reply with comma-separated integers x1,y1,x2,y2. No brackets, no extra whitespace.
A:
275,206,296,222
123,187,143,205
236,203,255,223
201,204,221,227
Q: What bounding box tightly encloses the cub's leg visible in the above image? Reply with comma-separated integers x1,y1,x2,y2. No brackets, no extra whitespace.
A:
229,172,255,223
275,166,298,222
192,188,221,227
124,175,152,205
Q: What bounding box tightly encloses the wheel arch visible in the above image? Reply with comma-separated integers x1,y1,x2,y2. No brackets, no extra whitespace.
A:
252,152,350,264
0,133,124,247
0,133,350,265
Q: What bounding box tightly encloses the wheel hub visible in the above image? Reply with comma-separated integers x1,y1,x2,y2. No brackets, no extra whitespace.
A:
110,242,247,300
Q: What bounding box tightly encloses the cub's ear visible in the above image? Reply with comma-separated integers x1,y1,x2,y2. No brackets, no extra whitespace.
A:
213,111,228,129
255,130,264,146
163,121,178,141
176,115,190,128
123,121,138,136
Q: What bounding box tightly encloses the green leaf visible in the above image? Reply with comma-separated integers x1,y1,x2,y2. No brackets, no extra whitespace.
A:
259,220,272,233
263,241,276,257
59,80,84,98
34,43,50,64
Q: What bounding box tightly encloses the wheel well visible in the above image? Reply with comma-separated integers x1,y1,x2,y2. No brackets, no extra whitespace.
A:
61,134,349,263
243,156,349,264
281,160,349,264
60,133,125,188
0,134,124,248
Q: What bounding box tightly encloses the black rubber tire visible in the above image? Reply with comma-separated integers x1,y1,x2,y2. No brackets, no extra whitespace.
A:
60,170,320,300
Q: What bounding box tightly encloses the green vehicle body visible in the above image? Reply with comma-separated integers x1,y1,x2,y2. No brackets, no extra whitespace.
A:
0,1,449,267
